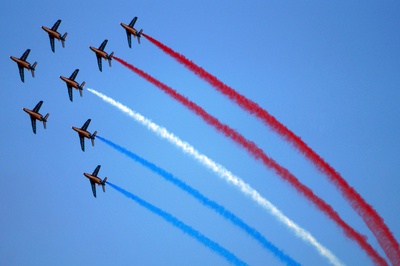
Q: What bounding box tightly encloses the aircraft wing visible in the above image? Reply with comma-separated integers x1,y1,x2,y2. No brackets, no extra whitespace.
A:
67,85,73,102
30,117,37,134
33,101,43,112
52,19,61,31
69,69,79,80
126,32,132,48
20,49,30,61
99,39,108,51
90,180,97,198
129,17,137,27
18,66,25,82
92,165,101,177
79,135,85,151
81,119,91,131
49,36,55,52
97,55,102,72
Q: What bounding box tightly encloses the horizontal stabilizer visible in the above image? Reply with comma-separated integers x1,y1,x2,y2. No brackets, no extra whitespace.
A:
138,30,143,44
108,52,114,67
91,131,97,146
31,62,37,78
61,32,68,48
79,81,85,97
43,113,50,129
102,177,107,192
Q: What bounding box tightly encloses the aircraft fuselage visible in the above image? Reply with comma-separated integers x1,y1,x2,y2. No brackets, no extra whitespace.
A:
72,127,91,139
10,56,31,70
42,26,62,39
83,173,103,185
89,46,109,59
120,23,139,35
23,108,43,121
60,76,79,89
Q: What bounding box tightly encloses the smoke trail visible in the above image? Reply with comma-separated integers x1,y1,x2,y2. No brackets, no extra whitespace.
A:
106,181,247,266
143,33,400,265
97,135,300,266
111,57,388,266
87,88,343,266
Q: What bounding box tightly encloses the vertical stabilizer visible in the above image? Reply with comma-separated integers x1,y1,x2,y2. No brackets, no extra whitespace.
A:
61,32,68,48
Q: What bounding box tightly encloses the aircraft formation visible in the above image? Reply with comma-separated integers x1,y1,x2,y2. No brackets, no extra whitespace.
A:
11,17,143,198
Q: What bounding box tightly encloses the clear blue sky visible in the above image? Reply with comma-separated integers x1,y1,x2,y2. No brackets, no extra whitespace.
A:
1,1,399,265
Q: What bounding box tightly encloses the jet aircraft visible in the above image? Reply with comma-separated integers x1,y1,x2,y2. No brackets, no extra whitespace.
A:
42,19,68,52
72,119,97,151
120,17,143,48
10,49,37,82
89,39,114,72
60,69,85,102
22,101,49,134
83,165,107,198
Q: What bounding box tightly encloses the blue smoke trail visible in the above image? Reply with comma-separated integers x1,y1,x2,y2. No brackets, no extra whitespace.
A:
107,181,247,266
97,135,300,266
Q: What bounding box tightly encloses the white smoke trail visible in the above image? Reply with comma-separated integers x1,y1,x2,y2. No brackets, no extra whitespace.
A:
87,88,344,266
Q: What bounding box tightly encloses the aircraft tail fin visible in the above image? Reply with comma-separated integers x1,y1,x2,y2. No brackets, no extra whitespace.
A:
108,52,114,67
61,32,68,48
31,62,38,77
43,113,50,129
138,29,143,44
79,81,85,97
102,177,107,192
91,131,97,146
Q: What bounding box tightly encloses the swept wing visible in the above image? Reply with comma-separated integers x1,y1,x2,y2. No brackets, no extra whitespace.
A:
90,180,97,198
51,19,61,31
31,117,37,134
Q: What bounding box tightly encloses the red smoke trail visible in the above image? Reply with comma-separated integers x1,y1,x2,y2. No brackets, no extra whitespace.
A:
142,34,400,265
113,56,388,266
